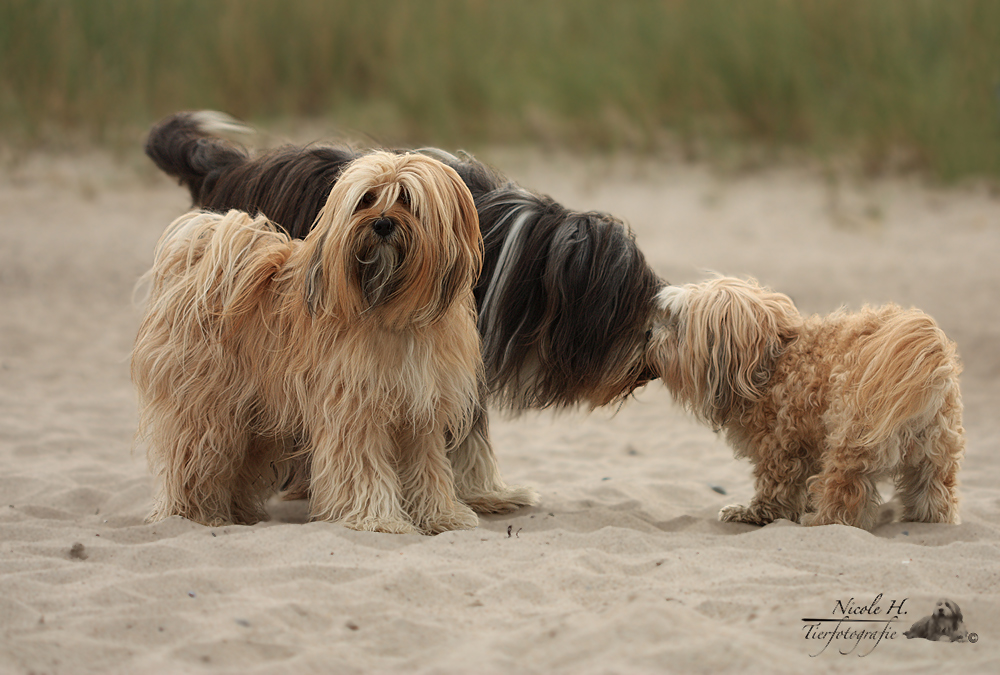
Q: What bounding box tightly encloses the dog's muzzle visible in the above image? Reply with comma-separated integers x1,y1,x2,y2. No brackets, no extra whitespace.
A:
372,217,396,239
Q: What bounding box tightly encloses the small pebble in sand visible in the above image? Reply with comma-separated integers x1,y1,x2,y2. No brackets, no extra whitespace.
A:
68,542,88,560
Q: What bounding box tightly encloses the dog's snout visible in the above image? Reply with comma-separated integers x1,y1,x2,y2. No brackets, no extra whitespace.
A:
372,217,395,238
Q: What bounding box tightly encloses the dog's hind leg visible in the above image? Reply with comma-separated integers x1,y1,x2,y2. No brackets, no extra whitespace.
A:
896,390,963,524
228,434,289,524
276,448,311,501
448,406,539,514
146,407,252,526
805,441,884,530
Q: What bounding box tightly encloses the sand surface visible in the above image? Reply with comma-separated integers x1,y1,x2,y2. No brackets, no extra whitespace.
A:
2,150,999,674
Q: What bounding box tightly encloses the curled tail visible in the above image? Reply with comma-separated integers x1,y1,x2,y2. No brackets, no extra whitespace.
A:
847,307,962,446
145,111,253,202
147,210,291,341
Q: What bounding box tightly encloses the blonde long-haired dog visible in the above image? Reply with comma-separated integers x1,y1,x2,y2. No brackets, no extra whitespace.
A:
647,276,964,531
133,151,512,534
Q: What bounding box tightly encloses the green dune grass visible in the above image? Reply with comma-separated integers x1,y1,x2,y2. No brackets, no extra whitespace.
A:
2,0,999,180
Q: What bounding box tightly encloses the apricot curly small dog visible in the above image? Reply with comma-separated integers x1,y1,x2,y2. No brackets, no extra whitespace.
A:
647,276,964,531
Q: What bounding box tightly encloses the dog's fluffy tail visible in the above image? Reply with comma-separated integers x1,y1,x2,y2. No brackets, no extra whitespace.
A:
149,209,291,339
847,307,962,447
145,111,253,203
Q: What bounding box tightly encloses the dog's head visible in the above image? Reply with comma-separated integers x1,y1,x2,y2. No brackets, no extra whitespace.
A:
646,276,800,427
303,151,481,327
473,189,664,410
934,599,963,624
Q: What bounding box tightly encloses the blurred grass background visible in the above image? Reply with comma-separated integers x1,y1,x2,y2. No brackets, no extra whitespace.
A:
2,0,999,180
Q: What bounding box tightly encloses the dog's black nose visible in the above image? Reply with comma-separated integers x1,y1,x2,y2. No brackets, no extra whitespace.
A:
372,217,395,238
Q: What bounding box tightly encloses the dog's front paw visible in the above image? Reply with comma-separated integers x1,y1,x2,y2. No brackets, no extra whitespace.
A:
349,516,421,535
718,504,772,526
417,502,479,535
147,503,236,528
719,504,749,523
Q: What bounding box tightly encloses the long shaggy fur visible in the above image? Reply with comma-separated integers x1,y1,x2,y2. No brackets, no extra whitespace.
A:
904,599,969,642
133,152,523,533
647,276,964,531
145,111,662,411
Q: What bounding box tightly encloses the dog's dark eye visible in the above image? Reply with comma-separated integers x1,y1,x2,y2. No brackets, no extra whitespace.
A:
360,192,377,208
398,189,410,207
644,329,653,341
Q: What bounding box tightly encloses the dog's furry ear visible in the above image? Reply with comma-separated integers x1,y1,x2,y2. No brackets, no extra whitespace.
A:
950,601,964,624
304,232,326,316
301,226,360,319
438,161,483,311
302,175,365,319
685,278,800,426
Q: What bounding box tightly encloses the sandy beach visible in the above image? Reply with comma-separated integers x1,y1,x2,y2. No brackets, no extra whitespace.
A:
1,149,999,674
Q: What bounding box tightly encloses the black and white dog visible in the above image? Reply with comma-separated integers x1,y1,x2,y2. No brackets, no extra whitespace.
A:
146,111,664,414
